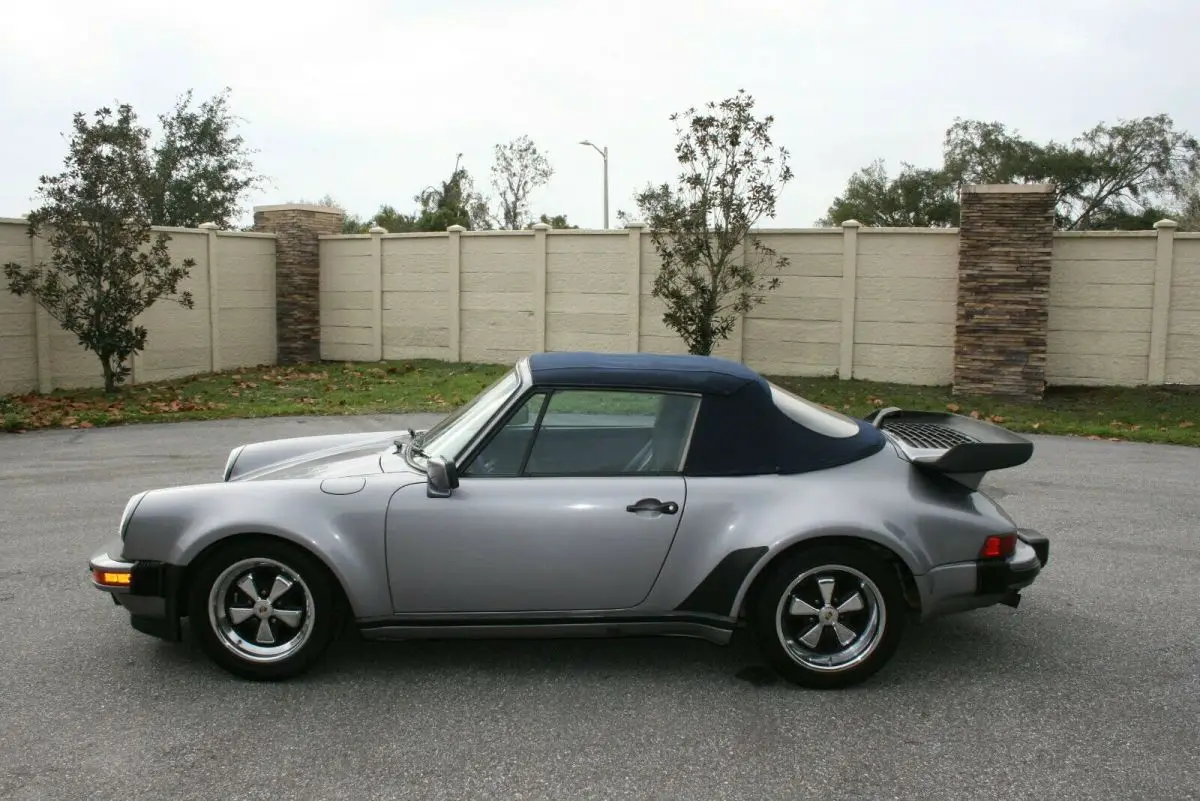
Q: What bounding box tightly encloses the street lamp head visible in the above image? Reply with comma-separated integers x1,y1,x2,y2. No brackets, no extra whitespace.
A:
579,140,593,146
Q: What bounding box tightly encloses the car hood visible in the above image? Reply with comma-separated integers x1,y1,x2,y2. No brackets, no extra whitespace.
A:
228,433,402,482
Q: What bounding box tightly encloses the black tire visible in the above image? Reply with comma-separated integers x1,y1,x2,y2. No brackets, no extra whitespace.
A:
748,544,906,690
187,537,344,681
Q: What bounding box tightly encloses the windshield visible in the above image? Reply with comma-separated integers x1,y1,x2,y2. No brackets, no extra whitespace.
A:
768,382,862,438
408,368,521,468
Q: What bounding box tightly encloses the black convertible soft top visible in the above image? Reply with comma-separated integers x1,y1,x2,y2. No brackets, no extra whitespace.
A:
527,352,886,476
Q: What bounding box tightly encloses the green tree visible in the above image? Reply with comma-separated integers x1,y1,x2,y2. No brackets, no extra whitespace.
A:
1177,189,1200,231
625,90,793,356
369,204,418,233
818,159,958,227
143,88,265,229
943,115,1200,229
491,135,553,229
823,114,1200,230
528,213,577,229
3,105,196,393
300,195,418,234
414,155,492,231
314,156,493,235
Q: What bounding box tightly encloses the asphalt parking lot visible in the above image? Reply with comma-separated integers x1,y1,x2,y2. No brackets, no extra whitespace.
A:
1,415,1198,800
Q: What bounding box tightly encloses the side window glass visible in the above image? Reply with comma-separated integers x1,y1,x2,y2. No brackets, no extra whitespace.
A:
463,392,547,477
524,390,699,476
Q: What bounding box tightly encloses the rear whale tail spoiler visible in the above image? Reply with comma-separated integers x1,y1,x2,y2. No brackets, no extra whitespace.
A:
864,407,1033,489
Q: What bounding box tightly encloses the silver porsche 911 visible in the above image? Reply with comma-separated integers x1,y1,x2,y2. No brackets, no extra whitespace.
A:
88,352,1049,688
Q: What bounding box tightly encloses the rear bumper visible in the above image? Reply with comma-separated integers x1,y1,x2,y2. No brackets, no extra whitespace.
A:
917,528,1050,619
88,540,184,641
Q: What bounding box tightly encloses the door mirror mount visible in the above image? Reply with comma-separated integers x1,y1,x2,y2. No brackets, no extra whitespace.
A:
426,455,460,498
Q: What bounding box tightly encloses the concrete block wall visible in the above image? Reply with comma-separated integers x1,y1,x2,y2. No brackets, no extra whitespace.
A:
0,218,277,395
318,198,1196,388
321,219,960,385
3,188,1197,397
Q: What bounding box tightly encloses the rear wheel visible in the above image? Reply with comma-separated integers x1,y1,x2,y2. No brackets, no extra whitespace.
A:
187,538,343,681
748,544,905,689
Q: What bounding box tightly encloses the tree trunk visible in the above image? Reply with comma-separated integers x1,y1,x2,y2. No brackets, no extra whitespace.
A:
100,354,116,394
690,297,717,355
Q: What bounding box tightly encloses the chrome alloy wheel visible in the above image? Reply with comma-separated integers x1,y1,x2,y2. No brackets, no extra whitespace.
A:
774,564,886,673
207,557,316,663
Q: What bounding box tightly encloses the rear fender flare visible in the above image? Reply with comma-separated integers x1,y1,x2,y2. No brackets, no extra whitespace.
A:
730,527,929,619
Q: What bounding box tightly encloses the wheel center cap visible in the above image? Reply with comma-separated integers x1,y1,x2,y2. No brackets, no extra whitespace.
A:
255,601,272,618
821,606,838,624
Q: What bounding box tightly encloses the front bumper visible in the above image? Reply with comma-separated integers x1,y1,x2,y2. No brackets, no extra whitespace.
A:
88,540,183,641
918,528,1050,618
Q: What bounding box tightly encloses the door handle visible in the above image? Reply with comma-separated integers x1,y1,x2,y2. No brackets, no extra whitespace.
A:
625,498,679,515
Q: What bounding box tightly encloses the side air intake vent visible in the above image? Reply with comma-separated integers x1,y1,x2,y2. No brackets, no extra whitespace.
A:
883,421,978,450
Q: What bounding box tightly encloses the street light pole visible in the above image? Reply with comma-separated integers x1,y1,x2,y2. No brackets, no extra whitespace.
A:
579,139,609,229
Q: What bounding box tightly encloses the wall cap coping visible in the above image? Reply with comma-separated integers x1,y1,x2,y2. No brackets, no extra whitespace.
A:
0,217,219,236
215,230,277,239
1154,218,1178,229
961,183,1056,194
447,224,467,232
369,225,388,234
1053,230,1158,238
198,222,219,230
531,222,551,230
253,203,345,214
623,220,648,229
840,219,861,228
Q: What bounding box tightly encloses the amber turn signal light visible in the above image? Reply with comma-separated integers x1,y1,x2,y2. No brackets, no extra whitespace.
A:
92,568,132,587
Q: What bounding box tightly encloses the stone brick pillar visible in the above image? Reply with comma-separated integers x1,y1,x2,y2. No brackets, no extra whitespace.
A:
252,204,345,364
953,184,1057,400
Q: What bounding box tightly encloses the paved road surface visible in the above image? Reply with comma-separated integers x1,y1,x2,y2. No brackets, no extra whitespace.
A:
1,415,1197,800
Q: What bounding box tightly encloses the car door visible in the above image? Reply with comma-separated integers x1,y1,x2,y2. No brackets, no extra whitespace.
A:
384,388,700,614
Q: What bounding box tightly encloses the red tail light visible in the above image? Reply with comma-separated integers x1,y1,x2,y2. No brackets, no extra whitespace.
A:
980,533,1017,559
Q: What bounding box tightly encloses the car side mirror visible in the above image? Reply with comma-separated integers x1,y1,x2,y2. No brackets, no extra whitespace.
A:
426,455,460,498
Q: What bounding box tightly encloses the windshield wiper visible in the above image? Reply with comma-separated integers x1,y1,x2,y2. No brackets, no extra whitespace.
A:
393,428,430,459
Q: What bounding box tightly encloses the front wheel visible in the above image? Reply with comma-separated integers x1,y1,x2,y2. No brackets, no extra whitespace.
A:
187,538,343,681
748,545,906,689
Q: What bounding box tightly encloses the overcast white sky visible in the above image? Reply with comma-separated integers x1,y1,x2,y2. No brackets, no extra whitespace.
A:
2,0,1198,229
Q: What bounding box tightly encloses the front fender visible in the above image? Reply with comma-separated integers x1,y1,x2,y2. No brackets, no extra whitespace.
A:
120,477,421,619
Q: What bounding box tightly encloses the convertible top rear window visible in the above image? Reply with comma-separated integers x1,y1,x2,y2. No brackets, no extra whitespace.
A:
768,383,861,439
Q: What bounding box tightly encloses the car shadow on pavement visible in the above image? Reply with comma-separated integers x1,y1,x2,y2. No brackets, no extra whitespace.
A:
145,605,1056,692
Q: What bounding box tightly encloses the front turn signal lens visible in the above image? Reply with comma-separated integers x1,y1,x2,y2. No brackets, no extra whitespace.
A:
93,568,132,587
